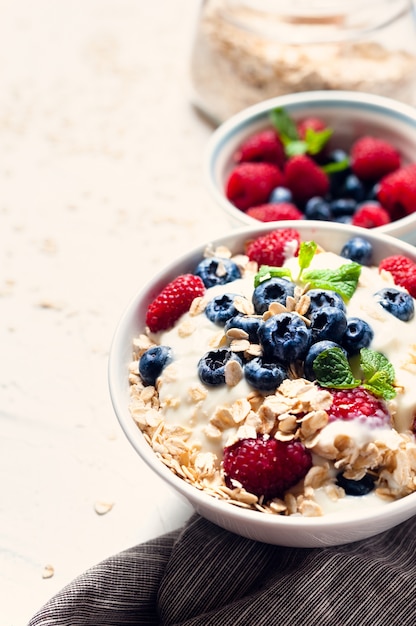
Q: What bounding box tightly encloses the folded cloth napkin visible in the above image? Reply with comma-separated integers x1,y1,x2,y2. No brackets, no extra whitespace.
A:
28,512,416,626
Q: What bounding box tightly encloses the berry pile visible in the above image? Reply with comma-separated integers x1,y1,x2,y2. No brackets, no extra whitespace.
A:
136,228,416,507
141,229,415,396
224,108,416,228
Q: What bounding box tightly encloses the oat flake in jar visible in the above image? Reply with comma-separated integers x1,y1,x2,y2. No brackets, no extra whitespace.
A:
190,0,416,124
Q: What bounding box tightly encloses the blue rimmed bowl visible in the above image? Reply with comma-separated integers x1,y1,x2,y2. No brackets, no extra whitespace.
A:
204,90,416,244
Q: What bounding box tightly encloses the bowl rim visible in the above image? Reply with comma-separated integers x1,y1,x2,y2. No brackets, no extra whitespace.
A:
203,90,416,237
108,221,416,540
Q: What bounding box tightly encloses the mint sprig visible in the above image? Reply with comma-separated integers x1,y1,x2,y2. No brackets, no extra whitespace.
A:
322,157,350,174
269,107,333,158
269,107,298,142
298,240,317,279
313,348,360,389
303,262,361,301
360,348,396,401
303,127,333,156
253,242,361,301
313,347,396,401
254,265,293,287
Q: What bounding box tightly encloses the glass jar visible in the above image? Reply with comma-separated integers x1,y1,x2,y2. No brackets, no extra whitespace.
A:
190,0,416,124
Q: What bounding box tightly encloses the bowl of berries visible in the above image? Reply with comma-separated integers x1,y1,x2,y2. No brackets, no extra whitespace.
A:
109,221,416,547
205,90,416,244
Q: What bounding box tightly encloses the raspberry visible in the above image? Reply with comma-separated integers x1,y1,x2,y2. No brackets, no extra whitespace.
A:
296,116,327,139
233,129,286,169
379,255,415,279
225,162,284,211
245,202,303,222
394,270,416,299
246,227,301,267
379,255,416,298
284,155,329,205
325,387,392,429
223,435,312,500
145,274,205,333
351,202,390,228
350,136,401,182
377,164,416,220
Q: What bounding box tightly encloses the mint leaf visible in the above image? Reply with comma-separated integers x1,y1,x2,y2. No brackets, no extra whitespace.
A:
298,241,317,278
284,140,308,157
269,108,308,158
312,346,396,400
362,377,396,402
322,157,350,174
269,107,332,159
254,265,293,287
360,348,395,384
304,127,333,155
269,107,299,142
303,262,361,301
313,348,360,389
360,348,396,400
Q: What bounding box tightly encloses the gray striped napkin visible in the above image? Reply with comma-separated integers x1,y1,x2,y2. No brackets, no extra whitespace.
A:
28,513,416,626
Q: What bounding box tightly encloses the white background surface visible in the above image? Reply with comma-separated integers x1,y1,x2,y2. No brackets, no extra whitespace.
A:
2,1,416,624
0,1,231,623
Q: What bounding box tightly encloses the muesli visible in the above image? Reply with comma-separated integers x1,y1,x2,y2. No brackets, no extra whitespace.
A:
128,228,416,516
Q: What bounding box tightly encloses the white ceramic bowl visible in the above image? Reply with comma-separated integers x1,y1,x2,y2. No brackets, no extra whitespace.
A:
109,221,416,547
204,91,416,244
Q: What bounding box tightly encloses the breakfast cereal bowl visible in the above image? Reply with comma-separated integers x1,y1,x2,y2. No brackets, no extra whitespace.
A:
109,221,416,547
204,91,416,244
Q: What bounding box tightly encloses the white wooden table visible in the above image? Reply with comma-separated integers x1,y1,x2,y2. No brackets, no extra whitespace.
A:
1,2,416,624
0,1,231,623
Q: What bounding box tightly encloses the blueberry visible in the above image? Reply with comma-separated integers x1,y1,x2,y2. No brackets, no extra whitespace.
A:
374,287,414,322
259,312,311,363
329,198,357,218
329,148,350,164
333,215,352,225
326,148,351,170
327,149,351,194
205,293,240,326
309,305,348,344
340,174,366,202
252,278,295,315
244,357,287,391
198,349,242,386
138,345,173,386
195,257,241,288
340,236,373,266
269,186,293,203
341,317,374,355
303,340,346,381
304,196,332,221
366,182,381,201
307,289,346,315
224,315,262,343
336,472,375,496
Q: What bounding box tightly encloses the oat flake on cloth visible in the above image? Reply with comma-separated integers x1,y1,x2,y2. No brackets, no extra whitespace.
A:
28,513,416,626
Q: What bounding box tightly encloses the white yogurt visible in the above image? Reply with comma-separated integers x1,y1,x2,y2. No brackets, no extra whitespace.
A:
156,252,416,443
153,276,255,456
